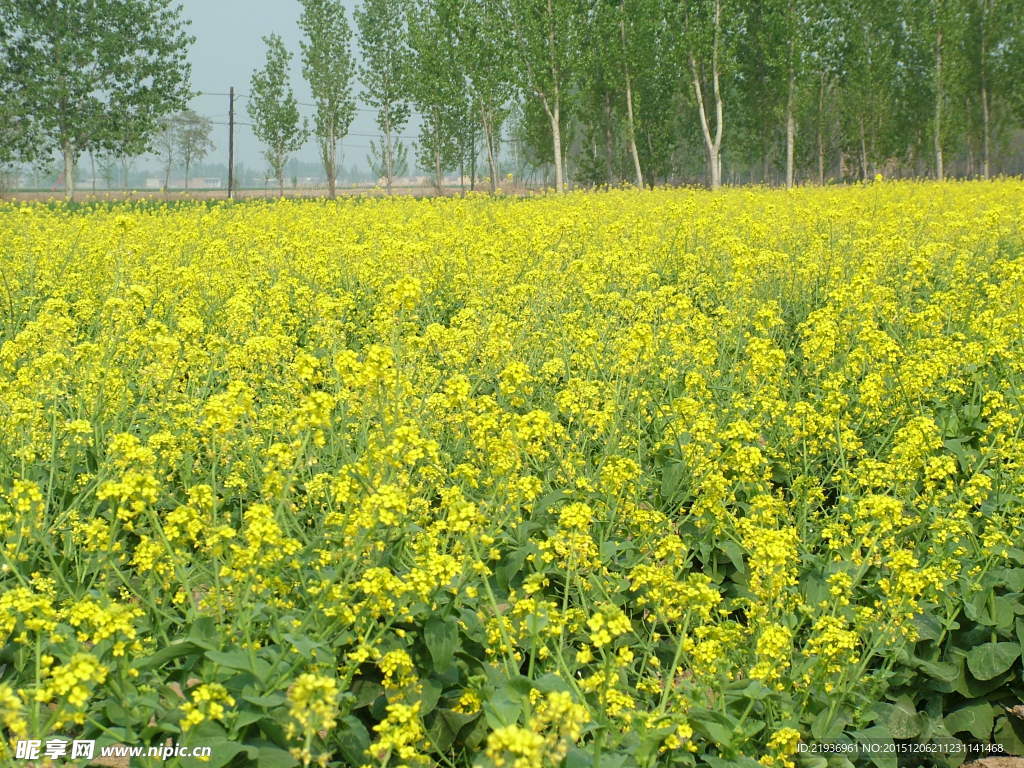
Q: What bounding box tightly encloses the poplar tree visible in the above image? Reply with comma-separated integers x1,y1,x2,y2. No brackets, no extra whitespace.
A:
499,0,586,191
298,0,357,198
248,33,308,196
355,0,412,194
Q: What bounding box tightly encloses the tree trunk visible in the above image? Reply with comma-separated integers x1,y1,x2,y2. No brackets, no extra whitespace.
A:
859,118,869,180
817,72,826,185
620,5,643,188
981,83,990,179
435,147,443,194
603,91,616,185
482,111,498,193
980,2,991,180
63,140,75,201
184,157,190,190
688,0,724,191
934,26,944,181
326,133,337,199
785,63,796,189
470,127,477,191
384,107,394,195
549,99,564,192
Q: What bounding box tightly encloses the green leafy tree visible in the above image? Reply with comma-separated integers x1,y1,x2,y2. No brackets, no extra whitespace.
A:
964,0,1021,177
499,0,587,191
0,0,194,200
248,33,308,196
176,109,214,189
355,0,412,194
911,0,969,180
299,0,357,198
674,0,742,190
407,0,465,192
457,0,515,193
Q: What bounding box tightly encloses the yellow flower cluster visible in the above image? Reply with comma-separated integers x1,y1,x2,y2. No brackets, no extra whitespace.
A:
1,181,1022,764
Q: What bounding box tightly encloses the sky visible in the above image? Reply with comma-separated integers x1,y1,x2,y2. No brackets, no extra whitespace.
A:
179,0,415,174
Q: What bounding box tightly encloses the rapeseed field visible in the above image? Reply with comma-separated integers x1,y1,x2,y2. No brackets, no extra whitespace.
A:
1,182,1023,766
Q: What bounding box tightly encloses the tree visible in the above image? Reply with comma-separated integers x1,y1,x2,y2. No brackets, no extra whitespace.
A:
676,0,740,190
457,0,515,193
916,0,967,180
407,0,465,193
369,138,409,182
614,0,645,187
299,0,357,198
0,0,194,200
248,33,308,196
500,0,587,192
155,113,181,190
355,0,412,195
964,0,1021,178
97,153,119,189
176,109,214,189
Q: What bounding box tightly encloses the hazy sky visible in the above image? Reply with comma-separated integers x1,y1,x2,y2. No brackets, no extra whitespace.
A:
179,0,412,173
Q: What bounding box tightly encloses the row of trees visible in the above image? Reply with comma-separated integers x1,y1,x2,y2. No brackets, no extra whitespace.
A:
260,0,1023,193
4,0,1023,198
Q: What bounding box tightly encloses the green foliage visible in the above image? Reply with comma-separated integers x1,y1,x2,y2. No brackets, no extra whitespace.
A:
354,0,412,192
176,110,214,188
298,0,357,197
247,33,308,195
0,0,194,198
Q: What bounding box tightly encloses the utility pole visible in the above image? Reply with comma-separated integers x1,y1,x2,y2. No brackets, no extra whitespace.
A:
228,86,235,199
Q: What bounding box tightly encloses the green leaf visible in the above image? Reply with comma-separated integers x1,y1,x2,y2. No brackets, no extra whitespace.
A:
241,691,286,708
204,649,272,681
660,460,685,501
689,708,735,749
533,672,572,694
725,679,773,701
427,708,478,753
943,701,993,740
850,725,894,768
177,740,247,768
887,696,921,739
337,715,371,766
135,640,204,670
966,642,1019,680
988,568,1024,591
483,685,523,729
811,707,849,740
913,612,943,642
913,657,960,683
718,540,746,574
534,490,568,514
424,616,459,672
251,745,299,767
419,677,442,716
994,714,1024,758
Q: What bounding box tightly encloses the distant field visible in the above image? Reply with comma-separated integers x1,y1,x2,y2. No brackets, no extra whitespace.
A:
1,182,1023,766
